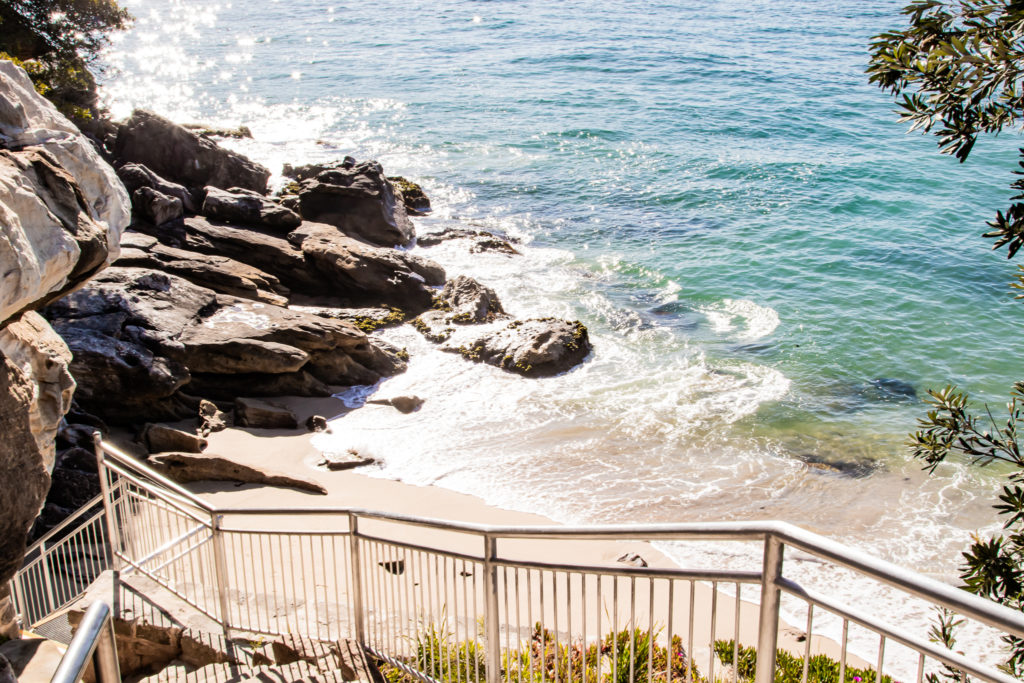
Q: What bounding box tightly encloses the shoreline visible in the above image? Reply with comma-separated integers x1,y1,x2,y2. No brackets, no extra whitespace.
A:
108,392,865,672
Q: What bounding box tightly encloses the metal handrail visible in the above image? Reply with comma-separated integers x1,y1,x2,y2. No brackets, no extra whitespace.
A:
49,600,120,683
90,436,1024,683
23,494,104,556
214,506,1024,640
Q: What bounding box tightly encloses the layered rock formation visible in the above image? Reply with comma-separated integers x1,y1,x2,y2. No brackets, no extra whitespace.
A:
0,55,594,637
0,60,129,638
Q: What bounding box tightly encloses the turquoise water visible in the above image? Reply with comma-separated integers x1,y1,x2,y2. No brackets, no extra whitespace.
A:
98,0,1024,664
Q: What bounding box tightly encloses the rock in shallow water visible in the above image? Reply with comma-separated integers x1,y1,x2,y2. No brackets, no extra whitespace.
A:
296,160,415,247
447,318,592,377
439,275,505,324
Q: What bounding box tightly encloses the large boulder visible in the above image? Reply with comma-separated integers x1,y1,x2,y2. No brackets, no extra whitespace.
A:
0,60,130,248
447,318,592,377
296,160,415,247
0,312,75,470
234,397,298,429
116,232,289,306
289,221,443,312
116,163,197,213
112,110,270,193
0,149,119,321
0,313,73,626
201,186,300,231
438,275,505,324
0,61,125,637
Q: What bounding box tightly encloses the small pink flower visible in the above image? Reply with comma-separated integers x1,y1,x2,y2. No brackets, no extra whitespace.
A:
854,677,862,682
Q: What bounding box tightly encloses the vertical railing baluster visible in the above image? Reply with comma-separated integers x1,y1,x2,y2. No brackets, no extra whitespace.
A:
349,514,365,645
755,536,784,683
93,434,121,574
801,605,813,683
210,513,232,634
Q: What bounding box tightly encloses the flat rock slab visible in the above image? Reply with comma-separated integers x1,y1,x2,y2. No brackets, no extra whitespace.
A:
149,452,327,495
0,637,66,683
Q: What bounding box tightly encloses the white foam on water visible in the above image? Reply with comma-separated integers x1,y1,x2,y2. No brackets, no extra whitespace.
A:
700,298,781,340
96,11,1011,671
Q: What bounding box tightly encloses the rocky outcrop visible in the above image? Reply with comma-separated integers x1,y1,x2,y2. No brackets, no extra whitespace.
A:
0,313,75,468
448,318,592,377
201,186,300,231
0,147,125,321
0,61,126,638
0,61,129,250
133,216,322,293
116,231,289,306
112,110,270,193
43,267,406,421
0,349,55,636
295,160,415,247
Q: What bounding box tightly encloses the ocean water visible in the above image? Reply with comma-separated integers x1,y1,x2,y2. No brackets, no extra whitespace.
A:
97,0,1024,670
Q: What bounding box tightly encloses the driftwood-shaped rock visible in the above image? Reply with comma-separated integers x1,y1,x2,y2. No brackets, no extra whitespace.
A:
148,452,327,494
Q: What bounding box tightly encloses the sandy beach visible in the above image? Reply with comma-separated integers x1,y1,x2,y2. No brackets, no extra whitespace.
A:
108,392,865,676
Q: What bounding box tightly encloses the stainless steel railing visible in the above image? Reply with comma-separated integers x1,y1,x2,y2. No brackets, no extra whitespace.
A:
49,600,120,683
10,494,111,628
19,436,1024,683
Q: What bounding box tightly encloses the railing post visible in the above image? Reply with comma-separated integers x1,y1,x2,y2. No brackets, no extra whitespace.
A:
93,603,121,683
93,433,121,572
210,513,233,633
50,600,120,683
349,513,366,645
756,535,784,683
484,535,500,683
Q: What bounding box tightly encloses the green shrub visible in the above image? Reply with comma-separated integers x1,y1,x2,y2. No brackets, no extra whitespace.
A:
713,640,894,683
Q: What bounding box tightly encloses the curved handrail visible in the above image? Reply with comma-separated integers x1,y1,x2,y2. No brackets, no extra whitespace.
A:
95,437,1024,642
49,600,120,683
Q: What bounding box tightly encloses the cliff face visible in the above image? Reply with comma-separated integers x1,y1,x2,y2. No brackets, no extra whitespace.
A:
0,60,129,638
